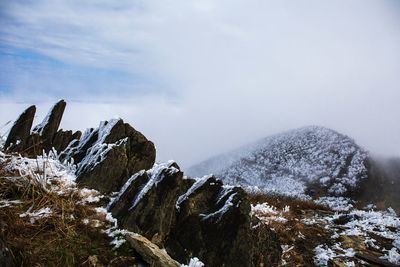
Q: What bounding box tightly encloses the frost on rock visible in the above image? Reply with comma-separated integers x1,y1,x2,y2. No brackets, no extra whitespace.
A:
200,192,237,222
62,118,121,165
76,138,127,175
107,170,146,210
189,126,368,196
130,161,179,210
31,103,54,135
176,174,214,210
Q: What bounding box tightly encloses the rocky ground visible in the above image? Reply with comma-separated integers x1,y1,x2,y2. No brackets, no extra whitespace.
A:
250,194,400,266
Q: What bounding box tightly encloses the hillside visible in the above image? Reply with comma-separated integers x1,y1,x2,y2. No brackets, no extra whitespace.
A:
188,126,369,197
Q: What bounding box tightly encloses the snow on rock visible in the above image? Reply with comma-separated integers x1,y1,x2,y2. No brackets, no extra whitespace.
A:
107,170,146,210
61,118,121,166
200,192,237,222
188,126,368,196
176,174,213,210
32,111,51,135
130,161,179,210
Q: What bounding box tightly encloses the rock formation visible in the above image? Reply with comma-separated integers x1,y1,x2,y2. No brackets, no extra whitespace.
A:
5,100,80,155
108,163,282,266
31,99,66,151
5,101,282,266
4,105,36,151
60,118,156,193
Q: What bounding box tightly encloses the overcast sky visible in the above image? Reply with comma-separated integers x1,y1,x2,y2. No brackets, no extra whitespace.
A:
1,0,400,168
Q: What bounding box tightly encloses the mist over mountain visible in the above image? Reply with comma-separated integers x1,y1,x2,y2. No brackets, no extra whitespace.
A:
189,126,369,196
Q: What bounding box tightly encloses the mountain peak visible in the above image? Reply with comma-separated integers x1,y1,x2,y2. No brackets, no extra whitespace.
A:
188,126,368,197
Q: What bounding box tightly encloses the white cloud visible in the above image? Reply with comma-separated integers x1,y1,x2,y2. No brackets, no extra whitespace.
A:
1,0,400,167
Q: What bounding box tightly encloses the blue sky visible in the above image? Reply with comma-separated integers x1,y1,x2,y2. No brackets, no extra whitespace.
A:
1,0,400,166
0,44,162,101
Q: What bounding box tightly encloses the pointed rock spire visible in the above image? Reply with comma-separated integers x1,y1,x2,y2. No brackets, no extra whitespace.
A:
5,105,36,151
32,99,66,151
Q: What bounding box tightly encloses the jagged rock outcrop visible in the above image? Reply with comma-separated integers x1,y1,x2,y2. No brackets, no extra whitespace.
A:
109,163,282,267
60,118,156,193
6,101,156,194
6,101,282,266
5,100,79,155
168,175,281,266
52,130,82,152
4,105,36,152
30,100,67,153
109,162,185,244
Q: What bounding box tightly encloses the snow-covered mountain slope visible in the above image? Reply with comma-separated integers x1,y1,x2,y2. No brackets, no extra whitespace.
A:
188,126,369,197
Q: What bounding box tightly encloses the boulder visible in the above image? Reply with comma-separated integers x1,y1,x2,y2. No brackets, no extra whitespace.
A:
109,161,186,245
76,139,129,193
32,100,66,152
5,105,36,151
109,165,282,267
125,233,180,267
168,176,281,267
64,119,156,193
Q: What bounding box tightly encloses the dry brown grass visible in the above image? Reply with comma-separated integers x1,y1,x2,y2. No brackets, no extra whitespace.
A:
248,192,335,266
0,159,136,266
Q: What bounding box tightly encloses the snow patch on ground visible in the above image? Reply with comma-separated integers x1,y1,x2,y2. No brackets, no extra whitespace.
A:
181,257,205,267
314,245,337,266
315,197,354,211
